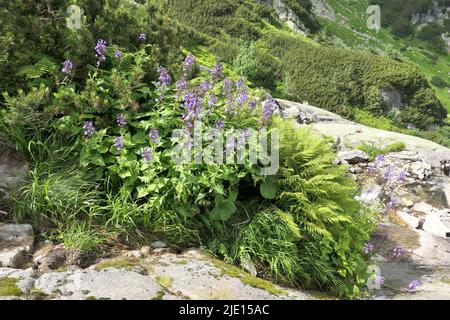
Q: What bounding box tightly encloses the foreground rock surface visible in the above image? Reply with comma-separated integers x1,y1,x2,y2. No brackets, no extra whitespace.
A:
0,249,310,300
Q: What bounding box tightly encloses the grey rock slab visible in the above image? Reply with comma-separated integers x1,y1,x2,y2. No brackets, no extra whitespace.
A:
338,150,369,164
148,250,310,300
34,269,173,300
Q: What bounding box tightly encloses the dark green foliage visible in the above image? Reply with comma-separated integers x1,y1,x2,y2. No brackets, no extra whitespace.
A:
263,32,447,128
431,75,448,88
0,0,185,97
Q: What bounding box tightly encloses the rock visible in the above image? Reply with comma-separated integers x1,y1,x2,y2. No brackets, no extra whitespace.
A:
400,198,414,208
409,161,433,181
152,247,175,255
423,211,450,238
140,246,152,256
0,250,310,300
0,224,34,268
123,250,142,259
151,241,167,249
441,160,450,176
338,150,370,165
412,202,434,215
0,146,28,196
396,211,421,229
32,243,85,272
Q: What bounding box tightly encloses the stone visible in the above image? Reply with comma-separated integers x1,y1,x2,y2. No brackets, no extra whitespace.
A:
338,150,370,165
123,250,143,259
380,87,404,109
151,241,167,249
412,202,434,215
409,161,433,181
32,243,84,272
140,246,152,256
423,211,450,238
0,224,34,268
396,211,421,229
400,198,414,208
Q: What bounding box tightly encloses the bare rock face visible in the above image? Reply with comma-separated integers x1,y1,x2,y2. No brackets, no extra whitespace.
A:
0,224,34,268
381,87,404,110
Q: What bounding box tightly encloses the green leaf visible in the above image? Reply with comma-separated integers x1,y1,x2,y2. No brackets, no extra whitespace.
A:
260,180,277,200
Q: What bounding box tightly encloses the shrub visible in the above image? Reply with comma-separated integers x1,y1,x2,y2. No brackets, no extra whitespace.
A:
431,75,448,88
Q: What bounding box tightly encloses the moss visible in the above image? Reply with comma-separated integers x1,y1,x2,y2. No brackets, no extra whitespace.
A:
81,289,91,295
95,257,141,271
156,275,173,288
85,296,97,300
0,278,23,297
209,258,287,296
151,290,166,300
308,291,339,300
173,259,188,265
29,288,49,300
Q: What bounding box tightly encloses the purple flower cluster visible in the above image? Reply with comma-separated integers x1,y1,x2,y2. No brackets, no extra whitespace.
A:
262,96,277,126
364,242,374,254
393,246,403,258
114,136,124,151
225,136,236,153
408,280,420,291
117,114,126,127
249,100,256,112
149,128,159,144
211,62,223,82
139,33,146,41
374,275,385,287
215,120,224,130
208,95,217,107
141,146,153,162
95,39,107,67
62,59,73,74
82,121,96,137
114,49,122,59
182,91,203,129
182,53,196,74
157,66,171,88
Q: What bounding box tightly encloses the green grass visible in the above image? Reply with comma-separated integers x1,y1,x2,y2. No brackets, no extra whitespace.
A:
357,141,406,161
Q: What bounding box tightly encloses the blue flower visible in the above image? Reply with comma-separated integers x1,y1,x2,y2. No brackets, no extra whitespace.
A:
62,59,73,74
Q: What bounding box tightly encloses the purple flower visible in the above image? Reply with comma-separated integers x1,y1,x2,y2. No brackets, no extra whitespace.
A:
117,114,126,127
182,53,196,74
211,62,223,82
215,120,224,130
182,91,203,129
374,275,385,287
95,39,107,67
262,96,277,125
141,147,153,162
176,77,188,95
149,128,159,144
242,129,250,143
374,154,384,167
408,280,420,291
157,66,171,88
249,100,256,111
393,246,403,258
364,242,374,254
200,80,212,93
208,95,217,107
82,121,96,137
139,33,146,41
367,164,376,174
225,136,236,153
114,136,124,151
386,197,399,210
222,78,234,97
237,90,249,107
397,171,408,183
383,165,394,181
62,59,73,74
114,49,122,59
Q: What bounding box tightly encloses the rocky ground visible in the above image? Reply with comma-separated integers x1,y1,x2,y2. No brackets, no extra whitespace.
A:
278,99,450,300
1,100,449,300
